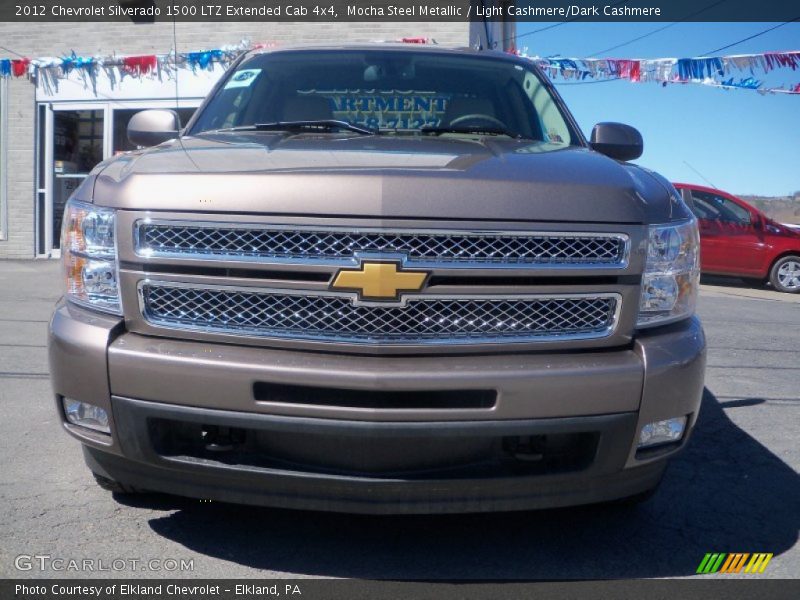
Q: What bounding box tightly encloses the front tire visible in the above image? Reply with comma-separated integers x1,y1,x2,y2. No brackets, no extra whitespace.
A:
769,255,800,293
603,467,664,507
92,473,143,495
612,485,660,506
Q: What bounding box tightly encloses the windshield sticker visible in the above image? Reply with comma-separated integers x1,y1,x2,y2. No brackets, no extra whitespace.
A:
224,69,262,89
297,89,449,130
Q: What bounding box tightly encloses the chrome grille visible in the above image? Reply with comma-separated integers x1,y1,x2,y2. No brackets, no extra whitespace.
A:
135,222,628,268
140,283,620,345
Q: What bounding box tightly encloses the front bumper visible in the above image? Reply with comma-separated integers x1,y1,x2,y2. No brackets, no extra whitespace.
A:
84,401,666,514
49,300,706,513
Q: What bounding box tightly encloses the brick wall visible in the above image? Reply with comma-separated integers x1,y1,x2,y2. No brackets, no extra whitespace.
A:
0,21,469,259
1,78,36,258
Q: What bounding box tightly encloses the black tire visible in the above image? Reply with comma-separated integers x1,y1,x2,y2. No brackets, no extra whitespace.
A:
92,473,143,494
742,277,766,289
769,255,800,293
605,468,664,507
611,484,660,506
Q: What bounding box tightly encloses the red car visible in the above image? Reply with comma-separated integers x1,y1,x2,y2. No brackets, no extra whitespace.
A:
674,183,800,293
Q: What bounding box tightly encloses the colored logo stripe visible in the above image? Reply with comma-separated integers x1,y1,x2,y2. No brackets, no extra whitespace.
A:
720,553,749,573
697,553,773,574
745,553,773,573
697,553,726,573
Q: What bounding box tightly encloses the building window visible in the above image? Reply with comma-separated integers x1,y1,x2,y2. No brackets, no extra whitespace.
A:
0,78,7,240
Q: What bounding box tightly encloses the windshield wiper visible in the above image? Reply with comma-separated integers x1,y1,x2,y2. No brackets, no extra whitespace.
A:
206,120,377,136
420,126,524,139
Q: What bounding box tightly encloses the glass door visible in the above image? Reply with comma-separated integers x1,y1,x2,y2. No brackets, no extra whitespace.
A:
45,104,109,256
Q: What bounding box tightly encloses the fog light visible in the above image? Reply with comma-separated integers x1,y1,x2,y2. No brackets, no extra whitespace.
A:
62,398,110,434
638,416,686,449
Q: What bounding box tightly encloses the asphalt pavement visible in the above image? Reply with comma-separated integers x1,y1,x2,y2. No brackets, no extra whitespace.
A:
0,260,797,580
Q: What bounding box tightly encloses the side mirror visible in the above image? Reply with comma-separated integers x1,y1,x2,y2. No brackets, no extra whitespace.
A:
127,109,180,147
590,122,643,161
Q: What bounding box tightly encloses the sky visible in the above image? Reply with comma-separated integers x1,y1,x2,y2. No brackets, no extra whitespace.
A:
513,21,800,197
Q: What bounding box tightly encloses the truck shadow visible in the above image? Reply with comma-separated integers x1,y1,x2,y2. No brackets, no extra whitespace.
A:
138,388,799,578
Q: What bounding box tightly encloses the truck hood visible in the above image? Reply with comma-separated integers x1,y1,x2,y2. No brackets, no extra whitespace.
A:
89,133,676,223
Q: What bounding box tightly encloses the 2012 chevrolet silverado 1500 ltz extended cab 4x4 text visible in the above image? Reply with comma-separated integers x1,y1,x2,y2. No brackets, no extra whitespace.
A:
48,44,705,514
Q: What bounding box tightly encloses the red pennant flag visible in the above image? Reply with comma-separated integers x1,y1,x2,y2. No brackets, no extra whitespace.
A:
11,58,30,77
123,55,157,76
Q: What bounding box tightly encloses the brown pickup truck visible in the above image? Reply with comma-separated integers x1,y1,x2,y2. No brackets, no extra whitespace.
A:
48,44,705,513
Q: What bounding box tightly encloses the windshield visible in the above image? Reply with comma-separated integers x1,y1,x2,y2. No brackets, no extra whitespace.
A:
189,49,579,144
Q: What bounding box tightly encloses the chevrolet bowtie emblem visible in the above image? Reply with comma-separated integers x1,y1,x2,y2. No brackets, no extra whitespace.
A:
331,261,428,301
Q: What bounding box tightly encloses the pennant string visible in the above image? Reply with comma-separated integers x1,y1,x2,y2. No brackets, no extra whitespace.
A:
529,50,800,94
0,42,797,96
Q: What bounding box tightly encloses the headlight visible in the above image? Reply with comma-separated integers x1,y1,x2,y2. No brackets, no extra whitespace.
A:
637,218,700,327
61,199,121,315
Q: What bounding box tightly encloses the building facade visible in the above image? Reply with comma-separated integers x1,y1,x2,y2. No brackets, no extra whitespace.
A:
0,18,513,259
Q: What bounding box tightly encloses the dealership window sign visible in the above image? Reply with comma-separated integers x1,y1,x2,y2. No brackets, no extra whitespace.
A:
300,89,449,129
